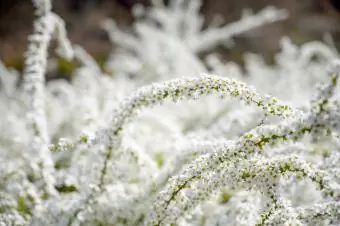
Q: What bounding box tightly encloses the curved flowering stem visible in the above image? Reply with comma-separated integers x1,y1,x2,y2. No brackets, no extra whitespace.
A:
63,75,297,187
146,151,334,225
108,75,296,134
51,74,297,153
51,74,297,187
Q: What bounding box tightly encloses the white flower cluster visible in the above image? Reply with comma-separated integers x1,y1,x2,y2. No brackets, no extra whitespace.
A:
0,0,339,225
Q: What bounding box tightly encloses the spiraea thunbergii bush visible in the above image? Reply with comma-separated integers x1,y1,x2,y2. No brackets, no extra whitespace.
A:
0,0,339,225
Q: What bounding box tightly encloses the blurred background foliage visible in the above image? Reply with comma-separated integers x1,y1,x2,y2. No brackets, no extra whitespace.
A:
0,0,339,79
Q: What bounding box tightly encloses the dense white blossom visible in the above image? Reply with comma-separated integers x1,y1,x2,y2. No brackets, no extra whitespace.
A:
0,0,339,225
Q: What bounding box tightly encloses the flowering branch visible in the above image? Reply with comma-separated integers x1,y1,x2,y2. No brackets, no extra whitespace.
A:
22,0,73,196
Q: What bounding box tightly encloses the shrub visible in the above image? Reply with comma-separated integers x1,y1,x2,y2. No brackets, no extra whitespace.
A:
0,0,339,225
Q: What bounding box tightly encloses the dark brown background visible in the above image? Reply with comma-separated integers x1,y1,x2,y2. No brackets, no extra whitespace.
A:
0,0,339,73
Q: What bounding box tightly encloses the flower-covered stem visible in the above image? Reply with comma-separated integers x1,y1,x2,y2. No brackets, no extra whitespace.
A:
50,74,296,153
23,0,73,150
147,155,333,225
51,75,300,148
97,75,297,191
108,75,295,133
23,0,57,198
22,0,73,197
